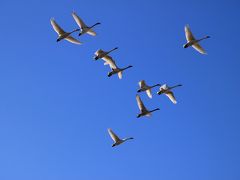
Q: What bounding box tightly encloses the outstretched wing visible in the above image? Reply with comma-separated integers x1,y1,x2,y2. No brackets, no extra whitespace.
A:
65,36,82,44
139,80,147,88
72,12,87,29
136,95,147,111
118,71,122,79
95,49,104,56
87,29,97,36
192,43,207,54
50,19,65,35
146,89,152,98
103,56,117,69
108,128,121,143
160,84,168,90
165,91,177,104
185,25,195,42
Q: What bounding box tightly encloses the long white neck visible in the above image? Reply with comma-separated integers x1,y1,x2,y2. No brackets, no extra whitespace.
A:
107,47,118,54
169,84,182,90
122,65,133,71
89,23,100,29
150,108,159,113
197,36,210,42
70,28,80,34
150,84,161,88
123,137,133,142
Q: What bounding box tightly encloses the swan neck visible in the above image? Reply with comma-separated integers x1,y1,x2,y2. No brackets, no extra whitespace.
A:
151,84,160,88
150,108,159,113
108,47,118,53
170,84,181,89
90,23,100,29
123,66,132,70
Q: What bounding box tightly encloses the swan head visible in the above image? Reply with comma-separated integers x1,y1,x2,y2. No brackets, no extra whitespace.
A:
79,32,82,36
112,144,116,147
56,39,60,42
137,89,141,93
94,56,99,60
206,35,210,38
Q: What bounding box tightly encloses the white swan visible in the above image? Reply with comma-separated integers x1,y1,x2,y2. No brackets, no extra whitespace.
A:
137,80,161,98
94,47,118,60
183,25,210,54
157,84,182,104
136,95,159,118
103,56,133,79
50,18,81,44
72,12,100,36
108,128,133,147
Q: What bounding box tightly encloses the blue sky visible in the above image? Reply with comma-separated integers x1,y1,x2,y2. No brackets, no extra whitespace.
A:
0,0,240,179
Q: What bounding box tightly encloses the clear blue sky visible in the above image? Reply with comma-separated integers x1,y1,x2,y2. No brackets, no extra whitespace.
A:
0,0,240,179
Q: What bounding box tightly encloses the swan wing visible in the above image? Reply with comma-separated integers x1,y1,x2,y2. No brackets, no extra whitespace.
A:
72,12,87,29
95,49,104,56
118,71,122,79
160,84,168,90
102,55,113,64
139,80,147,88
136,95,147,111
103,56,117,69
87,29,97,36
146,89,152,98
50,19,65,35
146,113,152,117
192,43,207,54
185,25,195,42
165,91,177,104
108,128,121,143
65,36,82,44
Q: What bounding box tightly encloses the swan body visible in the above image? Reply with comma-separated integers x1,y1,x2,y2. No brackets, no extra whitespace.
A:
137,80,161,98
103,56,133,79
50,18,81,44
157,84,182,104
94,47,118,60
72,12,100,36
136,95,159,118
108,128,133,147
183,25,210,54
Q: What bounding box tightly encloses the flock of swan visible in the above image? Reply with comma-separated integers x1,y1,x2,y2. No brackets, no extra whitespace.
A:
51,11,210,147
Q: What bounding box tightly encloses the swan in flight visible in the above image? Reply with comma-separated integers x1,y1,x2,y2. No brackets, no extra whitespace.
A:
183,25,210,54
136,95,159,118
157,84,182,104
72,12,100,36
50,18,81,44
103,56,132,79
137,80,161,98
108,128,133,147
94,47,118,60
